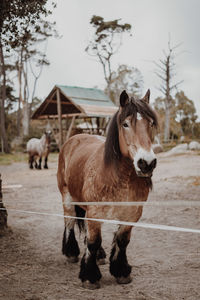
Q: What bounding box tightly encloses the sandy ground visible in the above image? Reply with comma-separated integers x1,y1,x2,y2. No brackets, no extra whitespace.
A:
0,152,200,300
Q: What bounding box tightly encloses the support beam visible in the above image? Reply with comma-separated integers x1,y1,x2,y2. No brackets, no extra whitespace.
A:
66,116,76,141
56,88,63,149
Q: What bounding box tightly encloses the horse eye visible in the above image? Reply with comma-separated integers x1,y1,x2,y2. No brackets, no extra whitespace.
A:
123,122,129,128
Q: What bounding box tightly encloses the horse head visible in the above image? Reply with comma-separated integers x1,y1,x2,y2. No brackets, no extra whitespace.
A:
117,90,158,177
45,130,52,145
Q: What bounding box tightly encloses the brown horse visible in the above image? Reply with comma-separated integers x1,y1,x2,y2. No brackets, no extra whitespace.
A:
57,90,158,289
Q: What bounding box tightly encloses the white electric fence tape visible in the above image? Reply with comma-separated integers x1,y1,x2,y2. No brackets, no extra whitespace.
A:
71,201,200,207
0,207,200,234
1,200,200,206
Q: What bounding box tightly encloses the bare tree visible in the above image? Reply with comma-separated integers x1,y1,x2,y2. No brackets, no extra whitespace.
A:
154,39,183,142
13,20,58,137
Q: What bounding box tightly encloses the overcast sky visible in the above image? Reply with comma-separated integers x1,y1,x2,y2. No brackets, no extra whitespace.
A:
36,0,200,117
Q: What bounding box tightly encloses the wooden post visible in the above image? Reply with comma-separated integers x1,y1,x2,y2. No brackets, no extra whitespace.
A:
56,88,63,149
0,174,7,231
66,116,76,140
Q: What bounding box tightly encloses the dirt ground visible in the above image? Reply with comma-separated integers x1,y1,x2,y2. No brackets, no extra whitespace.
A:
0,152,200,300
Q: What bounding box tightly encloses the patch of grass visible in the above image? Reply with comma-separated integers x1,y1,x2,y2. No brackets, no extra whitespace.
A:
0,152,58,165
0,153,27,165
162,142,177,152
48,153,58,163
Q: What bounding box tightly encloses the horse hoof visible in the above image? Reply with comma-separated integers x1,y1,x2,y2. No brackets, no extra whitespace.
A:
97,258,106,265
82,280,100,290
116,275,132,284
67,256,79,263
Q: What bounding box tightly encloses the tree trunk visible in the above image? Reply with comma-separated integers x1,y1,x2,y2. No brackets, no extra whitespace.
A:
21,59,30,137
164,56,171,143
17,52,23,136
164,105,170,142
22,101,30,137
0,40,9,153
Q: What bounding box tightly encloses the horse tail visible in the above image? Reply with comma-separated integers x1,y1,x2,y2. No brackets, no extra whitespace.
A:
75,205,85,232
57,147,67,193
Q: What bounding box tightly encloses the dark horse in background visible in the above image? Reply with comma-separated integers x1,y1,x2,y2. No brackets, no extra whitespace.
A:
27,131,51,169
57,90,158,289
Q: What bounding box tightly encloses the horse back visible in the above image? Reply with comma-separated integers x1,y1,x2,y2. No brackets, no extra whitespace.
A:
27,138,40,153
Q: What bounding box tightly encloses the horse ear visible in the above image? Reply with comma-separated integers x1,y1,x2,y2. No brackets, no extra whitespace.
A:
142,89,150,103
120,90,129,107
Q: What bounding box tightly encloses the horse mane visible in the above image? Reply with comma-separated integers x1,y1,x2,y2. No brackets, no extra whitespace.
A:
104,97,158,169
104,111,121,167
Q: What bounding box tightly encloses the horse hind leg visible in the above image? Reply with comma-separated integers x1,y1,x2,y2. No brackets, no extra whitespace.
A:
34,156,38,169
38,157,42,169
29,154,34,169
109,225,132,284
79,220,102,289
62,194,80,263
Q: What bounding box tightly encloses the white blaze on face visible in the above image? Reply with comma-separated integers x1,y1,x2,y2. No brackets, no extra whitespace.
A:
134,147,156,173
137,112,143,120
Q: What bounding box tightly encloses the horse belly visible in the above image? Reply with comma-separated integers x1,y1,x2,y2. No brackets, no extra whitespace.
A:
86,186,149,223
27,139,40,154
87,205,143,224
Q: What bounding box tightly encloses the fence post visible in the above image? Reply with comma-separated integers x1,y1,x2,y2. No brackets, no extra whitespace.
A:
0,173,7,231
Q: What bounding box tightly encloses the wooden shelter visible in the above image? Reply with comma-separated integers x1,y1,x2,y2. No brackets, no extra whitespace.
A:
32,85,118,149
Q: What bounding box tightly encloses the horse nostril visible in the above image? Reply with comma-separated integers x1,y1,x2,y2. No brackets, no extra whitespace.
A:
150,158,157,170
137,159,148,172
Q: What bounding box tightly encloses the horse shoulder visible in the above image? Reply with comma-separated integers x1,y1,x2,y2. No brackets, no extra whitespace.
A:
58,135,97,199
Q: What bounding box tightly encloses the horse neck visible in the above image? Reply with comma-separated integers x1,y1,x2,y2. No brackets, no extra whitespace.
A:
102,155,152,192
102,154,136,186
40,134,47,147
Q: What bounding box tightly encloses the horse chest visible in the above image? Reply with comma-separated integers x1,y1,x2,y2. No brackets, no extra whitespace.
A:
83,172,148,203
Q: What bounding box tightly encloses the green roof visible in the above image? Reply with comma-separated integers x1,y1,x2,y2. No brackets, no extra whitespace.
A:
57,85,116,107
32,85,118,119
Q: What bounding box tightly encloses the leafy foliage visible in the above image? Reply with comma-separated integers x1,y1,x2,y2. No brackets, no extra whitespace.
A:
154,91,199,139
175,91,198,136
0,0,57,152
0,0,56,48
105,64,143,104
86,15,131,85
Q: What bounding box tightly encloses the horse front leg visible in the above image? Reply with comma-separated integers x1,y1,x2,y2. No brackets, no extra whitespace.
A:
79,220,102,289
110,225,132,284
44,155,48,169
62,194,80,263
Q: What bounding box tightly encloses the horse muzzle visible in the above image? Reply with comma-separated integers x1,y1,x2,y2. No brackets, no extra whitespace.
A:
136,158,157,178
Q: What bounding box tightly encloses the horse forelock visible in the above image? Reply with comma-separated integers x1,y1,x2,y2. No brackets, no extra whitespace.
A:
119,97,158,128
